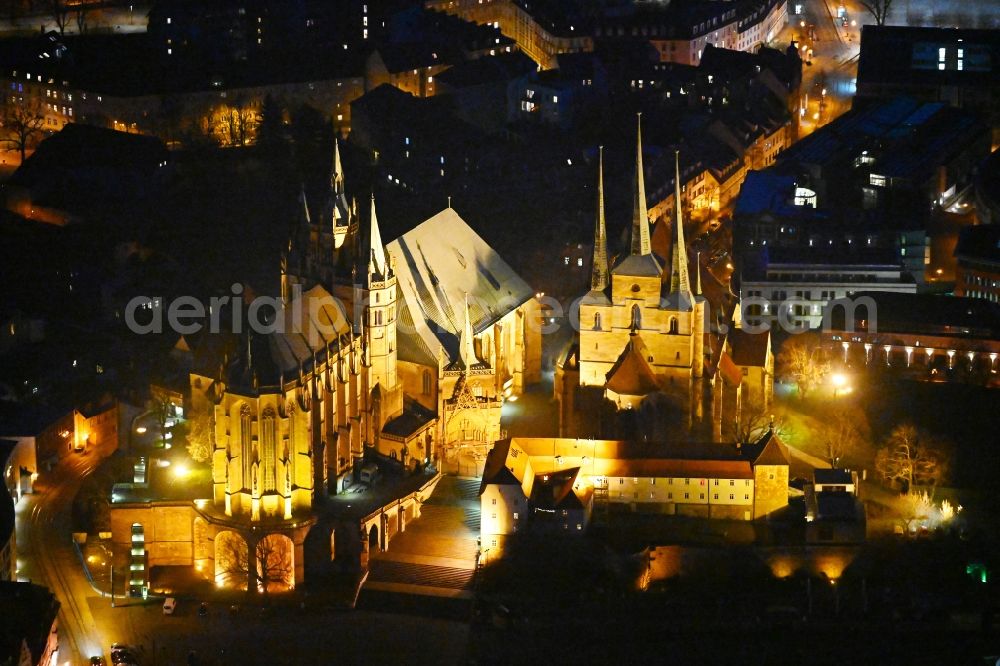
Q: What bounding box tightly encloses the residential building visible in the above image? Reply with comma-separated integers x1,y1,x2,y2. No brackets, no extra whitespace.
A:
856,25,1000,144
426,0,593,70
955,225,1000,303
820,291,1000,384
733,97,991,281
804,468,865,544
0,582,59,666
479,433,790,554
593,0,787,67
739,248,917,331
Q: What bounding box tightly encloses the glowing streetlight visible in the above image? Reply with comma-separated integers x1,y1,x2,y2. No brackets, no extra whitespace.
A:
831,373,849,397
173,463,189,478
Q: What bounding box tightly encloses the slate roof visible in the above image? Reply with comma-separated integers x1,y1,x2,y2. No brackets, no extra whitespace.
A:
388,207,534,367
857,25,1000,90
826,291,1000,340
435,52,536,89
741,429,789,467
605,332,660,396
814,468,854,485
228,284,351,389
382,398,436,439
728,328,770,367
955,225,1000,268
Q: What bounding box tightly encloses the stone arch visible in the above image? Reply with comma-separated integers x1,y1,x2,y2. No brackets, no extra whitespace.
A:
368,524,380,553
669,317,678,334
214,530,248,589
257,533,294,593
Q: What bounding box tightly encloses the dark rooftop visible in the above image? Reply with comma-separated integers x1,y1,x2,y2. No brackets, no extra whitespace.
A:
825,291,1000,340
857,25,1000,90
955,225,1000,268
0,582,59,666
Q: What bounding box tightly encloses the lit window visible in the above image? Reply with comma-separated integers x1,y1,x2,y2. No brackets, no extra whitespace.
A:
576,257,583,267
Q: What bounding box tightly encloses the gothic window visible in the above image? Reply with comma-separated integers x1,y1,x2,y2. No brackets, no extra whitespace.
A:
422,370,432,395
262,408,276,492
669,317,678,334
287,403,296,486
240,404,252,487
630,304,641,330
594,312,601,330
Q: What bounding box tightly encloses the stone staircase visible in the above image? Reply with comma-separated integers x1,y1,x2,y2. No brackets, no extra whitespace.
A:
367,559,473,590
361,476,482,596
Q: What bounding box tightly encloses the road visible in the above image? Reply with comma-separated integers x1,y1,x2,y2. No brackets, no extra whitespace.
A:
17,443,115,664
0,3,148,36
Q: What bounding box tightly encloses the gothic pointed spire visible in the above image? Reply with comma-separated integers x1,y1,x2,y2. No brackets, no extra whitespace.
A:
669,150,693,300
460,293,477,369
630,113,651,256
695,250,702,296
368,194,387,281
591,146,609,292
298,183,311,226
332,137,344,194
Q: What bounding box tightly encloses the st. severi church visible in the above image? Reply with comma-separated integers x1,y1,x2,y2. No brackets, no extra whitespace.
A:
555,117,771,443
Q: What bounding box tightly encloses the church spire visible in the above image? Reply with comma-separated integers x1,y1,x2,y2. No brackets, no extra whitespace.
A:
630,113,651,256
298,184,311,227
695,251,702,296
591,146,609,292
368,194,387,282
332,137,344,195
669,150,693,300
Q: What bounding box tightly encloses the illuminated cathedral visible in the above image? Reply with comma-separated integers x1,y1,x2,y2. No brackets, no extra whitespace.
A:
112,140,541,592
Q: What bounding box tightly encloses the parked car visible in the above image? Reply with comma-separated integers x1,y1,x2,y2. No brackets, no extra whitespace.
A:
90,657,106,665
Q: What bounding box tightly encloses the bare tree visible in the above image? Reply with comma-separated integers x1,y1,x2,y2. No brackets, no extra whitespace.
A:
218,534,292,594
74,6,86,34
776,332,830,399
179,411,213,463
726,397,787,446
816,409,867,468
894,490,933,533
1,100,46,162
48,0,69,34
874,423,949,492
858,0,893,25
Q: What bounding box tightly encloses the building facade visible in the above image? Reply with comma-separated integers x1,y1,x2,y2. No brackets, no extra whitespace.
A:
109,140,541,591
480,434,790,554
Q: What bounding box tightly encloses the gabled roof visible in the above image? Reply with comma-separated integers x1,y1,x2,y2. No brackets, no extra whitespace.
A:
530,468,585,511
718,351,743,386
814,468,854,485
611,253,661,278
388,207,534,366
742,429,790,467
605,333,660,396
728,328,770,367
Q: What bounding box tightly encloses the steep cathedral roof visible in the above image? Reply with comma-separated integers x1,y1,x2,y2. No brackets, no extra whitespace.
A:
388,207,535,367
605,332,661,396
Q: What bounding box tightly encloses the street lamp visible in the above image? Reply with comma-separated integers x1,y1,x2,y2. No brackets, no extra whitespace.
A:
831,372,848,397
